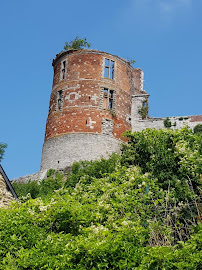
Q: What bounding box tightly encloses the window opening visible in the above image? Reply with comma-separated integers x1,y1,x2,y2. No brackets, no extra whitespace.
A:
103,88,115,110
110,61,114,79
60,60,66,80
109,90,113,109
56,90,63,111
104,59,114,79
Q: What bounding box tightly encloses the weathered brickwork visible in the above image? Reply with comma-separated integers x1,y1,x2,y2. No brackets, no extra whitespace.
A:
45,50,140,141
41,49,145,171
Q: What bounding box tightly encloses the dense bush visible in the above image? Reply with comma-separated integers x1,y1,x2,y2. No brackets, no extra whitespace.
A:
12,169,63,199
0,127,201,269
193,124,202,134
64,153,119,188
121,127,202,198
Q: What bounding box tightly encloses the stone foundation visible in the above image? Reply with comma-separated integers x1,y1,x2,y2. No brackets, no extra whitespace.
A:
41,133,121,171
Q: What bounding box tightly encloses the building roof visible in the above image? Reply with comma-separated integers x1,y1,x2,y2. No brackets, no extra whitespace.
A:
0,164,18,199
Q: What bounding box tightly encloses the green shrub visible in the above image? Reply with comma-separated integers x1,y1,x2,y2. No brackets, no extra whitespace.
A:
139,99,149,120
65,153,120,188
1,128,201,269
12,171,63,199
1,163,201,269
121,127,201,197
12,180,40,199
63,36,91,50
193,124,202,134
164,117,172,128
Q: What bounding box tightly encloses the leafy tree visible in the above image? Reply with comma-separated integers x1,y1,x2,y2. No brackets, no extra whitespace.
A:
0,143,7,162
63,36,91,50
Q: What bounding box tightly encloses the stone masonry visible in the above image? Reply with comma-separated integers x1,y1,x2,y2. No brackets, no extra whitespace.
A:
0,172,14,207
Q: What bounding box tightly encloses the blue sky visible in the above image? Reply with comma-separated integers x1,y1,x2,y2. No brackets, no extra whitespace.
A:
0,0,201,179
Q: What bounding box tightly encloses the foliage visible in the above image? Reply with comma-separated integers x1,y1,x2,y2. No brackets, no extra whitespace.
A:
63,36,91,50
0,128,201,269
126,58,136,65
139,99,149,119
194,124,202,134
0,164,201,269
121,127,202,196
12,169,63,199
164,117,172,128
65,153,119,188
129,59,136,64
0,142,7,162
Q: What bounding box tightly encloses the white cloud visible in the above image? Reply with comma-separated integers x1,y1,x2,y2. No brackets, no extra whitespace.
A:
125,0,192,26
159,0,192,14
132,0,192,13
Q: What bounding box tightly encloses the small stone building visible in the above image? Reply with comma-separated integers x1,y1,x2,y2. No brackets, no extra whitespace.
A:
0,165,18,207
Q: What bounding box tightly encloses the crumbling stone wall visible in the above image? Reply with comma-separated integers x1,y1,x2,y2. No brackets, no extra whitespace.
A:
12,170,47,184
131,112,202,132
0,172,14,208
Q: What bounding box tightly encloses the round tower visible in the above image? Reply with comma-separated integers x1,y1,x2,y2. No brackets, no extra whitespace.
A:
40,49,145,171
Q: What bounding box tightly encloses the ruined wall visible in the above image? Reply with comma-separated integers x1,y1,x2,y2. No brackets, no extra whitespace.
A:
131,111,202,132
131,94,202,132
41,49,144,171
0,173,14,207
12,170,47,184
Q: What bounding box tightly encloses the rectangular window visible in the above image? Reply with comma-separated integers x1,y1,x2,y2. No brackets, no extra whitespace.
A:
104,58,114,79
60,60,66,80
55,90,63,111
102,88,115,110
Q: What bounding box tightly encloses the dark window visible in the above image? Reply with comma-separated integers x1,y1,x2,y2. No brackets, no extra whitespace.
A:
60,60,66,80
55,90,63,111
104,59,114,79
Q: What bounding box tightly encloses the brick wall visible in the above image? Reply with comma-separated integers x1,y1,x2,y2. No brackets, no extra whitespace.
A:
41,49,145,170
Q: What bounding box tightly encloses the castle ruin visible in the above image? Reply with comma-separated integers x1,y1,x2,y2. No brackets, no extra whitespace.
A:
14,49,202,182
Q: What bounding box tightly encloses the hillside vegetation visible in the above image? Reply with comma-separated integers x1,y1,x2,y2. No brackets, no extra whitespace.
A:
1,127,202,269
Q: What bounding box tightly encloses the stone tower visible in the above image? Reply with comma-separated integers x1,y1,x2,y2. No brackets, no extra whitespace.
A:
40,49,147,171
